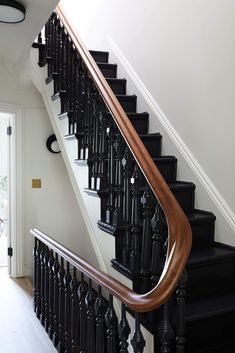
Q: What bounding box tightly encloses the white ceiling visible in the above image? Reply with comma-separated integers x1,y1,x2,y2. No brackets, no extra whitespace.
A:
0,0,59,65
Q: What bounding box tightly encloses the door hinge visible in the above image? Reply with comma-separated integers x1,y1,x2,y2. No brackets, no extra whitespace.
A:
7,126,12,136
8,247,13,257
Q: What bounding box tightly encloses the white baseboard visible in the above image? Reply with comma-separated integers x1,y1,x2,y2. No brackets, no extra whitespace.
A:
107,35,235,236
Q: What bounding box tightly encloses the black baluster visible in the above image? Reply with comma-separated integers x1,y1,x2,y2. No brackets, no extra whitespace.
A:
72,55,79,135
71,267,79,353
48,249,55,338
131,312,146,353
53,15,60,94
36,240,42,319
118,304,130,353
79,273,88,353
97,104,108,191
58,257,66,353
105,294,118,353
46,14,54,78
113,135,125,227
106,123,116,224
78,64,86,160
175,270,187,353
150,202,164,288
130,165,142,274
52,253,60,346
57,20,63,93
158,299,174,353
90,92,100,189
95,286,106,353
69,47,76,133
39,243,45,325
65,38,72,118
52,12,57,75
36,31,46,67
86,279,96,353
33,238,38,313
64,262,72,353
60,29,68,115
44,246,50,332
122,147,133,266
140,186,154,293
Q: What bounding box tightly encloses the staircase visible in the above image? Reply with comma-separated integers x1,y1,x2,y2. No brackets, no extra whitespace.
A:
31,8,235,353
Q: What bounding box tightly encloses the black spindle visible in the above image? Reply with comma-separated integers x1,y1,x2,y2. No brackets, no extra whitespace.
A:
113,135,125,227
79,273,88,353
176,270,187,353
150,203,164,288
86,279,96,353
58,257,66,353
118,304,130,353
140,186,154,293
158,299,174,353
105,294,118,353
121,147,133,266
130,165,142,274
95,286,107,353
52,253,60,346
131,312,146,353
64,261,72,353
71,267,80,353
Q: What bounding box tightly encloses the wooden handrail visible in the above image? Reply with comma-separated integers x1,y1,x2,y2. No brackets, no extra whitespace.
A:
53,4,192,311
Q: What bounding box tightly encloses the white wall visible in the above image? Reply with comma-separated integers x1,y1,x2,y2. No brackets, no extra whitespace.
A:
0,62,99,277
60,0,235,243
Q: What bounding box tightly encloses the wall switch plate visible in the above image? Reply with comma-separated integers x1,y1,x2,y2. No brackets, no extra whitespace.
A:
32,179,41,188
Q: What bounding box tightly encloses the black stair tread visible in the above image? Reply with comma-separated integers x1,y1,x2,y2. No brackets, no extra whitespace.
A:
186,292,235,322
187,243,235,268
168,180,195,189
106,111,149,118
138,132,162,138
116,94,137,100
186,209,216,223
106,78,127,84
152,155,177,162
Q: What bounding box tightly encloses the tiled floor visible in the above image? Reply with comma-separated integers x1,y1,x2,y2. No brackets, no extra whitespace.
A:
0,267,57,353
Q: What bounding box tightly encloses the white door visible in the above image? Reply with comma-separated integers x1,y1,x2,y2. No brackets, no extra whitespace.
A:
0,113,11,274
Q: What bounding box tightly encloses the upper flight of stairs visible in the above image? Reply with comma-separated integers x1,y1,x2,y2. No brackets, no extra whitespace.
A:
32,24,235,353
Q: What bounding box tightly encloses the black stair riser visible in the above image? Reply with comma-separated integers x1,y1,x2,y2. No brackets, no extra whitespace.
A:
170,185,195,213
129,114,149,134
97,63,117,78
106,112,149,134
107,78,127,95
154,159,177,183
162,218,215,250
140,135,162,158
185,311,235,353
90,50,109,63
117,95,137,113
187,260,235,301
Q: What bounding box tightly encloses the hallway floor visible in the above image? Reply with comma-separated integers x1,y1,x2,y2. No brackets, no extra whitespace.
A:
0,267,57,353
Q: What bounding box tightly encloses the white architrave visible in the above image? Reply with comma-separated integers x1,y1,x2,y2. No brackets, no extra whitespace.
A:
0,102,23,277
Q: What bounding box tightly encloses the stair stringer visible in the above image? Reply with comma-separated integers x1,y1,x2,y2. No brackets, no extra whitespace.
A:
29,46,155,353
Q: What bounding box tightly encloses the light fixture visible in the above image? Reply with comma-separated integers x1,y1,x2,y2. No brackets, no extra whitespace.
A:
0,0,25,24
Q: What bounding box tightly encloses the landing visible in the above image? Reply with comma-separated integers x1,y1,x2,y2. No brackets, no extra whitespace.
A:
0,268,57,353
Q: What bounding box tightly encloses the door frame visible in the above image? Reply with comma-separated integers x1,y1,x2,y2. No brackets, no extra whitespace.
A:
0,102,23,277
